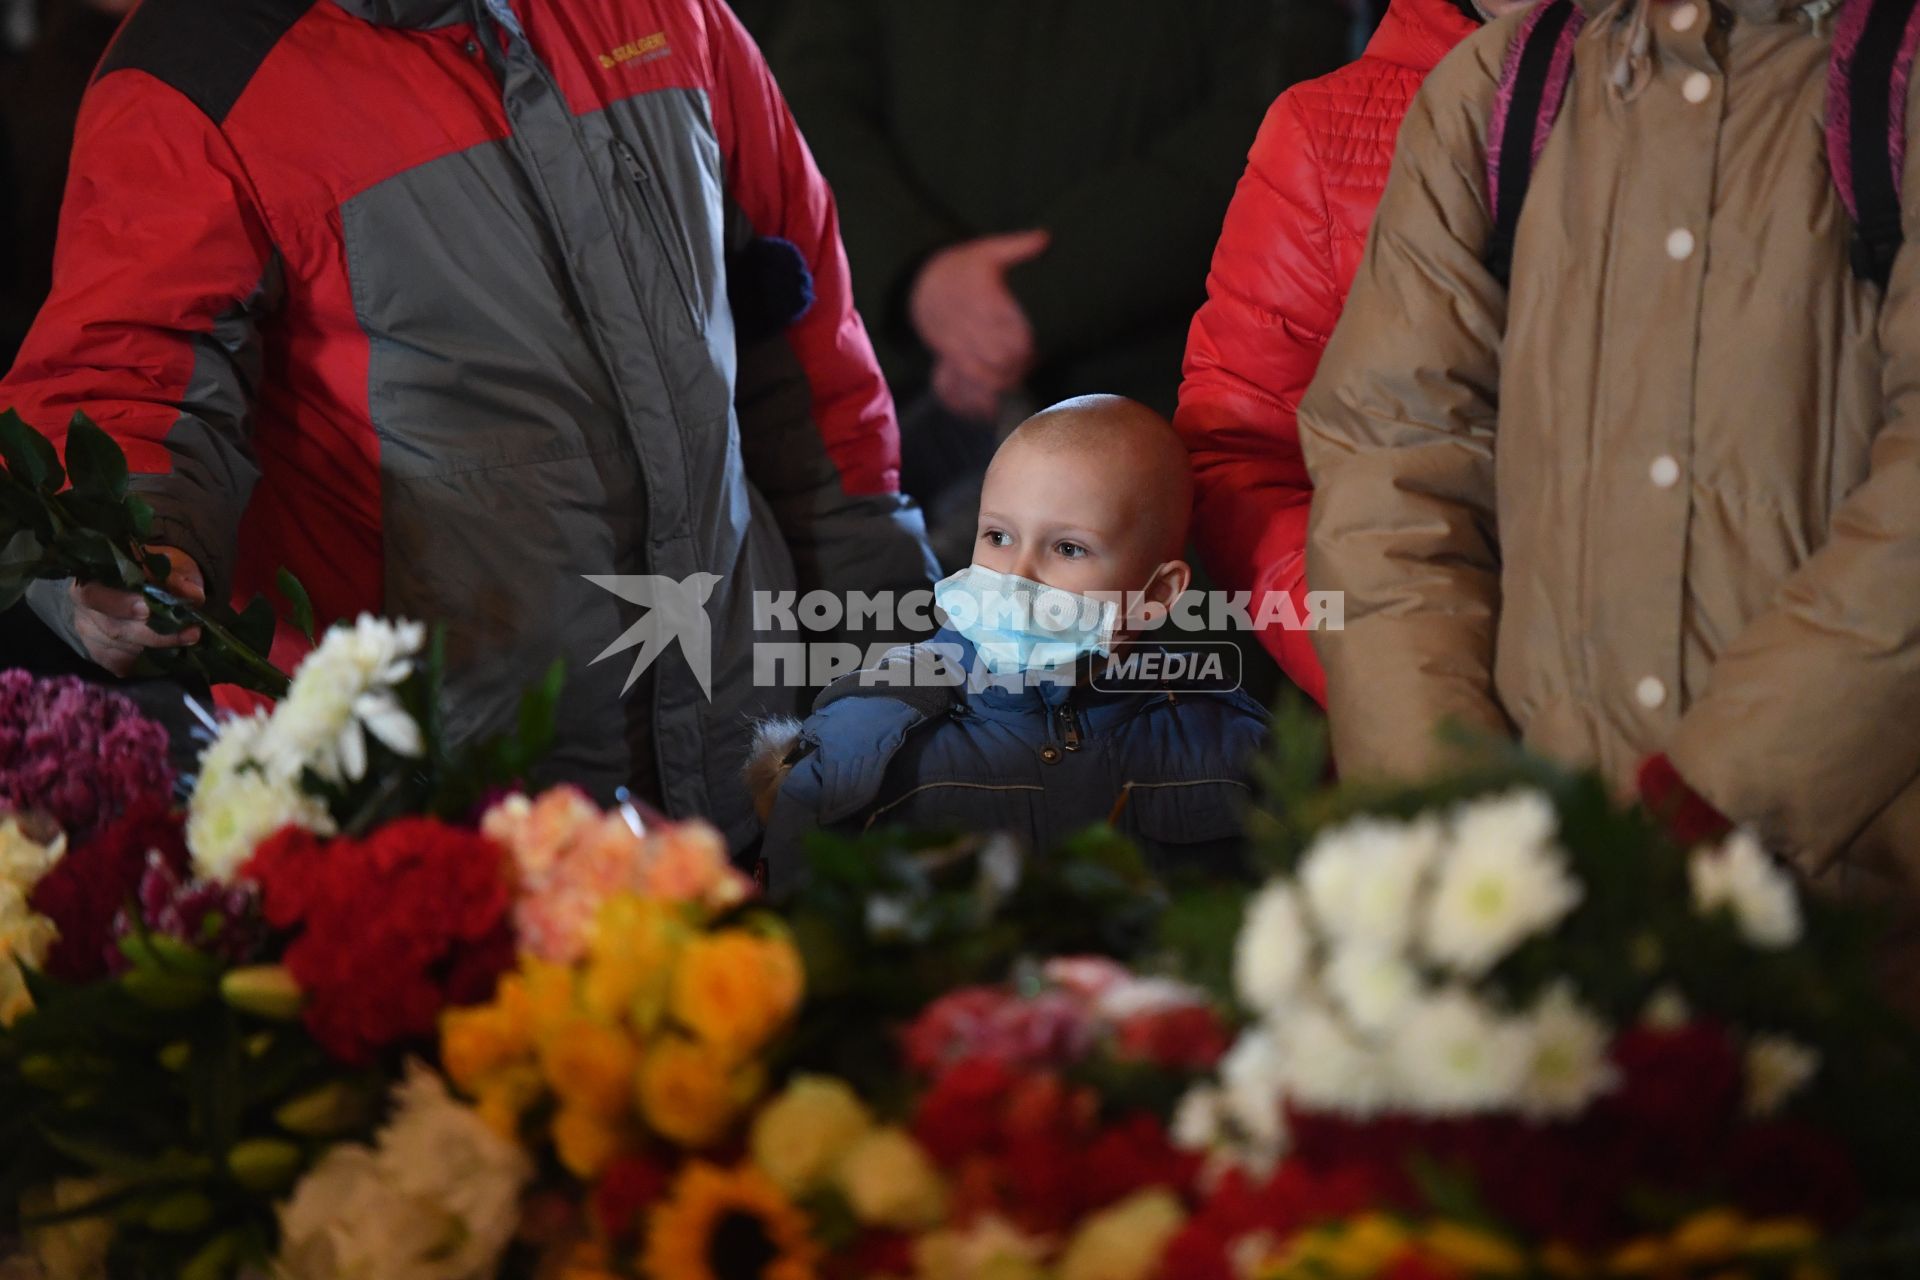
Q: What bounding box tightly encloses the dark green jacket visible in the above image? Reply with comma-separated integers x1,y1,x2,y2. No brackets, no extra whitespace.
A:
773,0,1345,413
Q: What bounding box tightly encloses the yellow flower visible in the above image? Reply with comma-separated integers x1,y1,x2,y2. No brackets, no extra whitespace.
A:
1739,1218,1819,1257
441,998,535,1092
522,958,582,1043
472,1064,546,1141
1057,1189,1185,1280
644,1162,818,1280
1275,1216,1408,1278
1539,1241,1597,1278
833,1127,947,1231
668,927,803,1065
552,1102,635,1181
638,1034,763,1150
1606,1236,1674,1275
539,1015,642,1120
582,894,684,1031
547,1239,623,1280
1421,1221,1528,1276
1672,1210,1747,1263
750,1075,875,1197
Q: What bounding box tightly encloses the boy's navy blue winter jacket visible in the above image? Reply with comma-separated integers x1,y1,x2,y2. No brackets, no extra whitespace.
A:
760,630,1269,891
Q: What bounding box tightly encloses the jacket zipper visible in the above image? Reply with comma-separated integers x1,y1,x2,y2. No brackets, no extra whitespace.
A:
1056,703,1081,752
613,139,700,325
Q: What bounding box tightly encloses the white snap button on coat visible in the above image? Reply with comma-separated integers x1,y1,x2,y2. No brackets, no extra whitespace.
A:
1666,228,1696,260
1636,676,1668,709
1683,71,1712,103
1671,2,1701,30
1650,454,1681,488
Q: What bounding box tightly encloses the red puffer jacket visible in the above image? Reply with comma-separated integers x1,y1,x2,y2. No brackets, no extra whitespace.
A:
1174,0,1479,706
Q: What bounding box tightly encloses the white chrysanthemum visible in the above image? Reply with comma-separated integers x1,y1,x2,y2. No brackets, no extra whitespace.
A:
1689,830,1802,950
1744,1035,1820,1117
1323,944,1422,1037
1170,1085,1226,1152
1389,988,1533,1115
1279,1004,1391,1117
1423,791,1582,976
1234,883,1311,1015
265,614,426,785
1218,1028,1289,1154
1641,986,1691,1029
186,766,335,882
1299,815,1444,950
1517,984,1616,1120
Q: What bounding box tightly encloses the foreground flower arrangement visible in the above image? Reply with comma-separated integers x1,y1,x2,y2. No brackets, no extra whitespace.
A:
1,625,1918,1279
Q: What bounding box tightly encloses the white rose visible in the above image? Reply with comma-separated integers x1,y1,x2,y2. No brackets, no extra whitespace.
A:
1424,791,1582,976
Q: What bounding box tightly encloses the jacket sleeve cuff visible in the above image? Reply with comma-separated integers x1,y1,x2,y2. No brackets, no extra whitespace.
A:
1638,752,1734,848
127,476,234,606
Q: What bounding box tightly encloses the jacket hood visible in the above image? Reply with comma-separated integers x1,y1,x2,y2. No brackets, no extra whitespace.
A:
328,0,469,28
1364,0,1482,70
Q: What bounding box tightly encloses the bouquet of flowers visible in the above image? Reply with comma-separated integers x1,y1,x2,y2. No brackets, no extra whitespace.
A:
1160,753,1920,1279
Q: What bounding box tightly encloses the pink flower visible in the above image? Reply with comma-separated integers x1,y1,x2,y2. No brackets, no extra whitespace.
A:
482,787,750,962
0,673,173,844
904,986,1096,1074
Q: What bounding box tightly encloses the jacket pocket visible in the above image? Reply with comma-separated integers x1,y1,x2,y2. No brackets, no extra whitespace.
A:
1120,779,1250,871
612,139,701,327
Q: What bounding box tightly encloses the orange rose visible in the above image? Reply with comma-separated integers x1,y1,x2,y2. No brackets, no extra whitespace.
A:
637,1034,764,1150
667,926,803,1064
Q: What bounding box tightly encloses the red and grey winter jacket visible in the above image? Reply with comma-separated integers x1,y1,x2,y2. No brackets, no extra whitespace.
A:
1174,0,1479,706
0,0,937,849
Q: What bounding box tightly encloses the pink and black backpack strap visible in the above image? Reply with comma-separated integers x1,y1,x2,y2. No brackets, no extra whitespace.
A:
1828,0,1920,287
1484,0,1588,286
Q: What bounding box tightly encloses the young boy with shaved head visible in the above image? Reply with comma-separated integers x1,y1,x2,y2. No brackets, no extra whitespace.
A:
754,395,1269,890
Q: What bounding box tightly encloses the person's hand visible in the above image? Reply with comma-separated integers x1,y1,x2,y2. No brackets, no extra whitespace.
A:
909,230,1050,417
69,546,205,677
930,357,1003,422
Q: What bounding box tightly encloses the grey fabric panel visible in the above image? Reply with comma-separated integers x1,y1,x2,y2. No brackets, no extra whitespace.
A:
342,135,651,803
127,253,283,603
341,83,801,848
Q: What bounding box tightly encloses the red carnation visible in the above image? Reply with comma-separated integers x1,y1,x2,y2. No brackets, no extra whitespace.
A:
29,796,187,981
1112,1003,1232,1073
592,1154,672,1240
914,1056,1020,1163
241,816,514,1064
1605,1022,1743,1171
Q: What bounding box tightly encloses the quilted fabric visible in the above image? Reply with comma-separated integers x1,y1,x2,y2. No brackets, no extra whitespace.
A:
1174,0,1480,706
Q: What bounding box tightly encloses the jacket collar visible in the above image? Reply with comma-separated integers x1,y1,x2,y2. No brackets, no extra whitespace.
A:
1364,0,1482,72
328,0,470,28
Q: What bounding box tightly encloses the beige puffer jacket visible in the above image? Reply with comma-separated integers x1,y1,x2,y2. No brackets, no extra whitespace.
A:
1299,0,1920,907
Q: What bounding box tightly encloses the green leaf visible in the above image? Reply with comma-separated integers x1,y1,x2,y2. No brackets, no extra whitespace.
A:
62,415,130,500
0,409,65,494
275,567,315,642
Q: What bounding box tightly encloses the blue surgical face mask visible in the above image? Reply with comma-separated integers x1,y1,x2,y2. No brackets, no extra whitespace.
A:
933,565,1122,675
